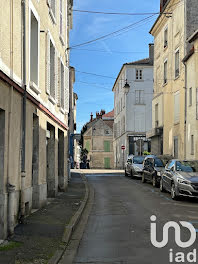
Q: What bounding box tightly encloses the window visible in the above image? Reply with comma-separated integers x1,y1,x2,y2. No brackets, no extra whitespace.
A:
164,27,168,48
174,92,180,123
50,40,55,99
46,31,58,103
164,60,168,84
104,141,110,152
135,90,144,104
30,10,39,90
60,62,65,109
136,69,143,80
48,0,56,23
85,141,90,152
189,87,192,106
175,49,180,78
191,135,194,155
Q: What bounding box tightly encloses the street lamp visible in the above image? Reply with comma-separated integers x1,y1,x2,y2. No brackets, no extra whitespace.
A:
123,79,130,94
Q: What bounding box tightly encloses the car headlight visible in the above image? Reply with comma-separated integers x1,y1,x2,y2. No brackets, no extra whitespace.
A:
157,171,161,176
177,178,190,185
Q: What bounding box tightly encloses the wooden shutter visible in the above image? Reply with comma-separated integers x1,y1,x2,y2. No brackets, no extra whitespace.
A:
64,66,69,112
174,92,180,123
57,58,61,106
46,31,50,95
54,49,58,101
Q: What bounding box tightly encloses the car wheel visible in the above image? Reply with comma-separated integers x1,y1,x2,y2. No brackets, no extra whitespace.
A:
142,173,146,183
152,176,157,187
171,183,178,200
160,178,165,192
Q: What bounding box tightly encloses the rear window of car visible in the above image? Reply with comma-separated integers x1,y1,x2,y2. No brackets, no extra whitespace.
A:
176,161,198,172
133,156,144,164
154,158,164,167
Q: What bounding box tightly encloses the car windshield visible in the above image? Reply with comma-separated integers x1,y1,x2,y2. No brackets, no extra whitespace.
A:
176,161,198,172
154,158,164,167
133,156,144,164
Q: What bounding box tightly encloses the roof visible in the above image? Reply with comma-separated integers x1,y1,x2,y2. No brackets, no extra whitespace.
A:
102,110,114,119
125,58,152,66
103,120,114,129
187,29,198,43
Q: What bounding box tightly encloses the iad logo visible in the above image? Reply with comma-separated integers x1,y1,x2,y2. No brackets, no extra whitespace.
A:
150,215,197,263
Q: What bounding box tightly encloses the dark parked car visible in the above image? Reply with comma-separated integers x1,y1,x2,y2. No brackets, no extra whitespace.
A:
142,155,165,187
125,155,145,178
160,160,198,199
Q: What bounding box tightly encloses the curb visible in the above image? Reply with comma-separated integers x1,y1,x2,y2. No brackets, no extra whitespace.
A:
48,173,89,264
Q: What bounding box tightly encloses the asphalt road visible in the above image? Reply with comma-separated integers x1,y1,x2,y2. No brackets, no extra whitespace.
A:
74,174,198,264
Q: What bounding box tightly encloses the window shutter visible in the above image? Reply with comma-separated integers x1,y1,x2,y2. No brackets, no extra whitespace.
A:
174,92,180,123
64,66,69,112
54,50,58,101
46,31,50,95
57,58,61,106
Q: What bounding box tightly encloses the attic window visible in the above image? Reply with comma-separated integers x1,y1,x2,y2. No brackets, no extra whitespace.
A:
136,69,143,80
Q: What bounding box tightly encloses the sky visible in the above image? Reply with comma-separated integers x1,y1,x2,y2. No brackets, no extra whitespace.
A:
70,0,160,133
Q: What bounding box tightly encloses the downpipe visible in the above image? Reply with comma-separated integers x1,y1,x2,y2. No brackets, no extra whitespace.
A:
20,0,27,223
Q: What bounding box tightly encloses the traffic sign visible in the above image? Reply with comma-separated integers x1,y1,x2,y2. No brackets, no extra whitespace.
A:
121,145,125,150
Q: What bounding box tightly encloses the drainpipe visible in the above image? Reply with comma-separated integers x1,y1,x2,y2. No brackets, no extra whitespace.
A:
21,0,27,222
184,61,187,160
7,0,15,236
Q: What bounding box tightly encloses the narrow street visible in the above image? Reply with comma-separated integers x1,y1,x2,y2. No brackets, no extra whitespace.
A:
74,173,198,264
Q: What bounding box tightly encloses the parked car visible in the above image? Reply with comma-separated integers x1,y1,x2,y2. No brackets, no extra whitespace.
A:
142,155,165,187
125,155,145,178
160,160,198,199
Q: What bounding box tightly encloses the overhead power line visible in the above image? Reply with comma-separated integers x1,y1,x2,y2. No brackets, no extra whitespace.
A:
75,70,116,79
67,14,157,50
73,9,172,16
72,47,148,54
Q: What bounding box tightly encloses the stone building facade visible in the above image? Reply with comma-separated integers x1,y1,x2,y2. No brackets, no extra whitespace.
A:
148,0,198,158
113,44,153,168
0,0,73,239
83,110,114,169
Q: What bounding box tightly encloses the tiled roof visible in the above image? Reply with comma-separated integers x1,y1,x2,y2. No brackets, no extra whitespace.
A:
102,110,114,118
126,58,152,66
104,120,114,129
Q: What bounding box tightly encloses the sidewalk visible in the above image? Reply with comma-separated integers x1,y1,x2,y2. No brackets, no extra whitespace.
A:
0,173,85,264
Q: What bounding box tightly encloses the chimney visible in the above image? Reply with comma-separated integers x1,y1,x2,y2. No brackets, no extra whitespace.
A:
100,109,106,116
149,43,154,64
160,0,168,12
90,112,93,122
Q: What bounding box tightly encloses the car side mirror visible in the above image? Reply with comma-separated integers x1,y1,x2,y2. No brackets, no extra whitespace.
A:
165,167,170,171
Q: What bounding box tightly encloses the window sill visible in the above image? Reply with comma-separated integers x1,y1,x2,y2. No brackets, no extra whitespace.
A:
49,9,56,24
135,79,144,82
48,95,56,105
174,121,180,126
135,103,145,105
59,35,65,46
174,75,180,81
164,45,168,51
29,81,41,95
163,82,168,87
60,107,65,114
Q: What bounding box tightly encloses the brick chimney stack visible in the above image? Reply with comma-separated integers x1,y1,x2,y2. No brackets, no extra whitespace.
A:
149,43,154,64
90,112,93,122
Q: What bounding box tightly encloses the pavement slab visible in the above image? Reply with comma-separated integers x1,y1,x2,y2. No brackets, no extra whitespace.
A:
0,173,85,264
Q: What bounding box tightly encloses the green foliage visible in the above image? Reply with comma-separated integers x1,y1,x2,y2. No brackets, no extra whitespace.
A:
0,241,22,251
143,151,151,156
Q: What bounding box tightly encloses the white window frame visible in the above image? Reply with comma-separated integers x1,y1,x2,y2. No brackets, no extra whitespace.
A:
175,48,180,79
29,1,40,94
135,90,144,105
59,57,65,113
135,69,143,80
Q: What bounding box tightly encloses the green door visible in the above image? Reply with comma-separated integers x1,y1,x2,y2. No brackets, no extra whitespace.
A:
104,157,110,169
